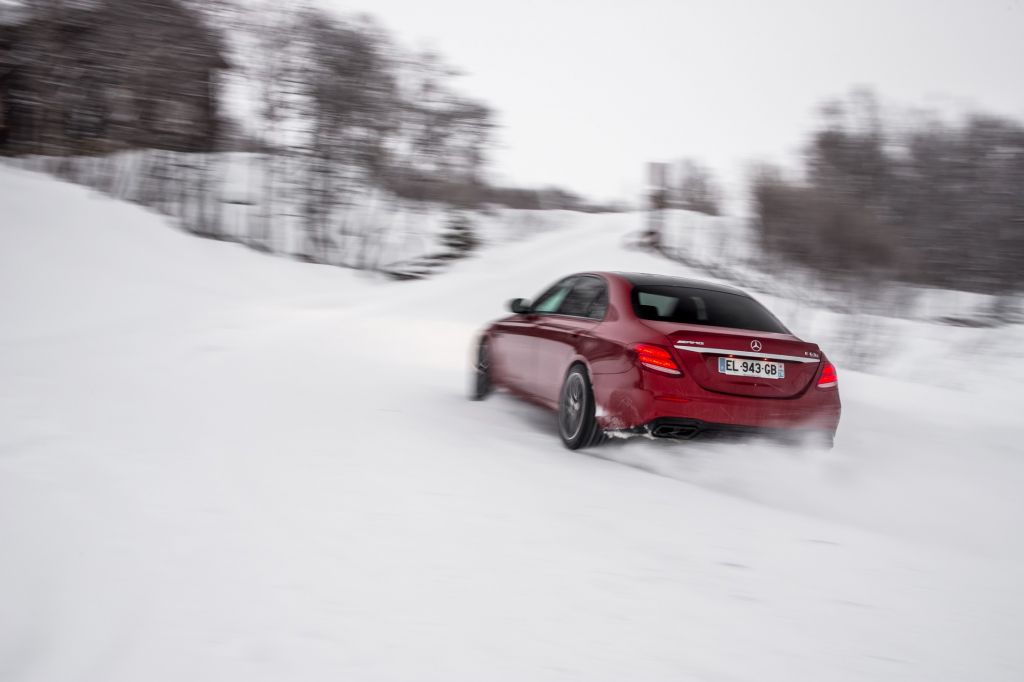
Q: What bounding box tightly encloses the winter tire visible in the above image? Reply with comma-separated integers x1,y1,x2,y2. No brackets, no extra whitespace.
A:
471,339,492,400
558,364,602,450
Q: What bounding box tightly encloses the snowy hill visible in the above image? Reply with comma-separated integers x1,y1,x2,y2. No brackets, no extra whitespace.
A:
1,165,1022,681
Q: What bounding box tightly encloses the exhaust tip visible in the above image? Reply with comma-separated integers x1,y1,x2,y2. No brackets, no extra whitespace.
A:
651,424,699,439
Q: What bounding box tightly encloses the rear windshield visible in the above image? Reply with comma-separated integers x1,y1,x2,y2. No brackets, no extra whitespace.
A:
631,285,788,334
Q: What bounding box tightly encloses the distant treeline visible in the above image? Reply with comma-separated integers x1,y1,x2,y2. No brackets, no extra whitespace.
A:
0,0,613,269
384,172,623,212
752,90,1024,296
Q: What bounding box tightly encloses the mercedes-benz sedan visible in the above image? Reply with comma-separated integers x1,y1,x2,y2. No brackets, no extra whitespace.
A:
472,272,841,449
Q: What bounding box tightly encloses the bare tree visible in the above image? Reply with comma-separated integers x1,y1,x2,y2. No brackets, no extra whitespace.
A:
289,9,397,263
675,159,721,215
752,88,1024,297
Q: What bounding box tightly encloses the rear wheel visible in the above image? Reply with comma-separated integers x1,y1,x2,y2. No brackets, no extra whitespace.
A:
558,365,602,450
470,339,492,400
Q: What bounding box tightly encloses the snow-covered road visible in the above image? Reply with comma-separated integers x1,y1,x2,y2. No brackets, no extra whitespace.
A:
2,166,1022,681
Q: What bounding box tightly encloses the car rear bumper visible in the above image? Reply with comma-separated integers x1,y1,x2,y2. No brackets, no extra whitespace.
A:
627,417,834,444
593,366,841,435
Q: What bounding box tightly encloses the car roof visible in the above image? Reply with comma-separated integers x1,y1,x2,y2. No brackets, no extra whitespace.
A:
604,271,750,296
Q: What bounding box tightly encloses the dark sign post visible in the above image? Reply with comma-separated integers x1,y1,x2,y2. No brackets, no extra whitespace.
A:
646,162,669,250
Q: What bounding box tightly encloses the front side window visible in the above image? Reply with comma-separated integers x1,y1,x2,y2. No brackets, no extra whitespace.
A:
632,285,788,333
532,278,575,313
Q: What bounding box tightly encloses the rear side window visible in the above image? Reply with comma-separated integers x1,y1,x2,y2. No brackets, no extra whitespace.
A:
632,285,788,333
558,276,608,319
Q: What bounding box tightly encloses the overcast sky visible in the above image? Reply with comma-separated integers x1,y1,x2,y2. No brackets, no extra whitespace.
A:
325,0,1024,203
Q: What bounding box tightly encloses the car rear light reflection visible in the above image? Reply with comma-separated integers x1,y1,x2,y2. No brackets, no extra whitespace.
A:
817,361,838,388
633,344,682,375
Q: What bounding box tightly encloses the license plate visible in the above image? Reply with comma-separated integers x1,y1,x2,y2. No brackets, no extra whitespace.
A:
718,356,785,379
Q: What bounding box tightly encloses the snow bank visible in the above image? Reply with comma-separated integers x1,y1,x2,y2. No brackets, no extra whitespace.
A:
2,152,577,272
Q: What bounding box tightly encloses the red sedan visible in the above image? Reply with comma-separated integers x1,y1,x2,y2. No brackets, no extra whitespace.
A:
472,272,841,449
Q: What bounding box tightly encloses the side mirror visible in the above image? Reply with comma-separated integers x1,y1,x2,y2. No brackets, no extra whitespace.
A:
508,298,532,314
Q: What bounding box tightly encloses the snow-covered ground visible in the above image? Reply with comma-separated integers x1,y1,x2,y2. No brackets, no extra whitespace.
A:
1,165,1022,681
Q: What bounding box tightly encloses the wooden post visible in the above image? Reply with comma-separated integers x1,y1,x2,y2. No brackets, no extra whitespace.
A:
646,162,669,250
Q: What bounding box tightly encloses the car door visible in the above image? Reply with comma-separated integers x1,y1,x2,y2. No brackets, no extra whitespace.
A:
532,275,608,406
494,277,575,396
490,313,534,392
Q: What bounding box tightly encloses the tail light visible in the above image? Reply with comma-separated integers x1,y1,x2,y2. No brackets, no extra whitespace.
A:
817,362,838,388
633,344,681,375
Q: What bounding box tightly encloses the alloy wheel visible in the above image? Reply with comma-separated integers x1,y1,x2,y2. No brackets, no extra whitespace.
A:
560,372,586,440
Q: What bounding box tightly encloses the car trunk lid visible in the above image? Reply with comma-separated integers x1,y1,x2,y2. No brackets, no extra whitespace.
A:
644,321,823,398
